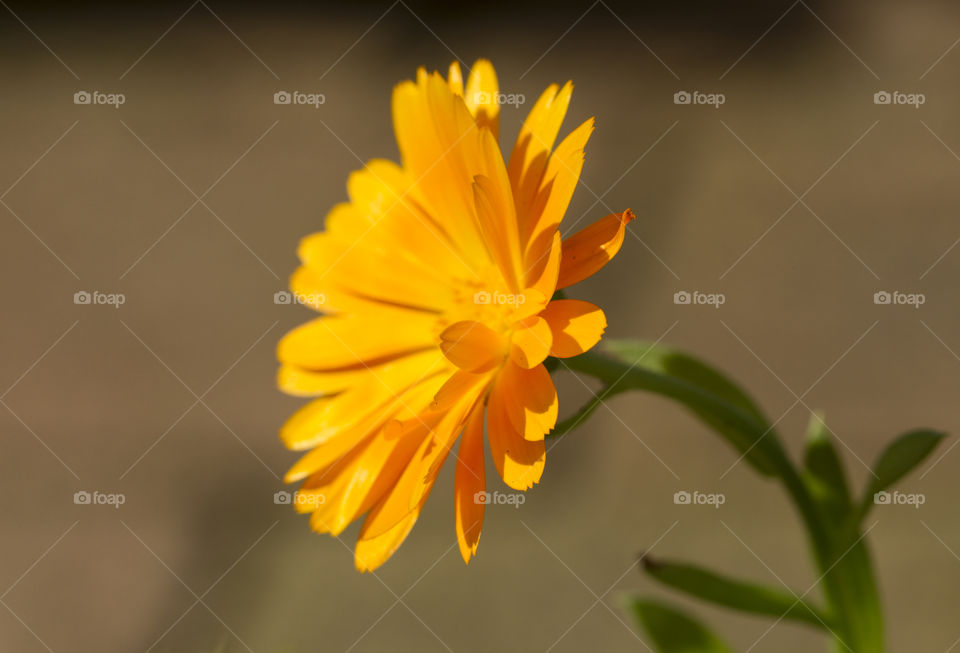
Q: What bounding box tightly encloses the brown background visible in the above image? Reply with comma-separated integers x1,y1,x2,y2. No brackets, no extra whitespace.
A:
1,1,959,651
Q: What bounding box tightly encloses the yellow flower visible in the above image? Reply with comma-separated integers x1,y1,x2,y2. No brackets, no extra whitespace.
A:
277,59,633,571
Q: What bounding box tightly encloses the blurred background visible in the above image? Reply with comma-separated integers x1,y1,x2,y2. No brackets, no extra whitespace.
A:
2,1,960,651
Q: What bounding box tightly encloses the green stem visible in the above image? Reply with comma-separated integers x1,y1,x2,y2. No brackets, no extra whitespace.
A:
563,349,883,652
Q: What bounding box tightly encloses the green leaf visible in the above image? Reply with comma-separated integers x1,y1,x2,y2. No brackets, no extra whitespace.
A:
864,429,944,504
642,555,830,628
803,413,852,527
625,597,735,653
557,340,789,477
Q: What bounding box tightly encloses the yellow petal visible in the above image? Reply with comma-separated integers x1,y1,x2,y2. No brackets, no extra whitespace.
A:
304,418,427,536
297,230,455,313
284,373,445,481
499,361,558,441
277,364,367,398
525,118,594,249
447,61,464,95
439,320,507,372
473,172,521,291
392,74,490,268
361,387,481,541
431,369,489,412
541,300,607,358
509,315,553,369
455,402,485,563
355,503,421,572
279,351,446,450
278,311,437,371
508,82,574,237
524,231,562,297
557,209,635,289
464,59,499,139
487,370,546,489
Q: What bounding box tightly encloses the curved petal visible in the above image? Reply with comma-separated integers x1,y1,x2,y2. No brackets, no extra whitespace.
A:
557,209,635,289
540,299,607,358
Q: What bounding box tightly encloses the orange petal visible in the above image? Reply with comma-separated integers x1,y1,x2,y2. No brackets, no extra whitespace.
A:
361,386,482,542
454,402,486,563
541,299,607,358
487,369,546,488
304,421,426,536
279,351,445,450
284,373,444,482
440,320,507,372
509,82,574,237
524,231,562,298
556,209,635,289
524,117,594,250
355,504,421,572
509,315,553,369
499,361,558,441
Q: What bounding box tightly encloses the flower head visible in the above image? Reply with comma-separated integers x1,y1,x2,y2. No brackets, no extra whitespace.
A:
278,59,633,571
